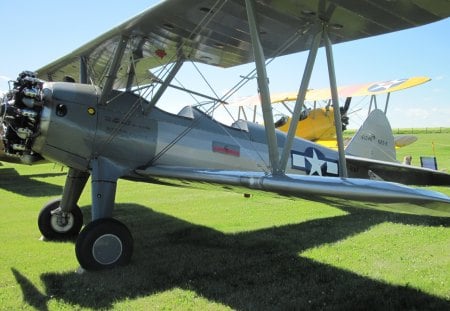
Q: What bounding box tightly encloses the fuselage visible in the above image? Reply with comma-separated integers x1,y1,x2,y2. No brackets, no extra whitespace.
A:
2,81,449,186
29,82,340,178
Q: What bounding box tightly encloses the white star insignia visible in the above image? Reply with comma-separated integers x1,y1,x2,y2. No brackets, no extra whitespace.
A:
306,149,325,176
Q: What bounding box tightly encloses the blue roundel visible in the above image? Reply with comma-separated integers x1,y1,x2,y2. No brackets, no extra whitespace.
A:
291,147,339,176
367,79,407,92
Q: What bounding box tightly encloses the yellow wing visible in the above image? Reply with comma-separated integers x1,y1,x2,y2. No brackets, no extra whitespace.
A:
305,76,430,101
232,77,430,107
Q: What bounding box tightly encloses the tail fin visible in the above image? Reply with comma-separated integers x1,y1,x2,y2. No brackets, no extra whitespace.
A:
345,109,397,162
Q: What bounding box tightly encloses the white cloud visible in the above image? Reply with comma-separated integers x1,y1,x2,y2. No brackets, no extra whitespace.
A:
397,107,450,128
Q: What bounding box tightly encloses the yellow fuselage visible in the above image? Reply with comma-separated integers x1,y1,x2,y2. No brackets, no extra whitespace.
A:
276,108,338,148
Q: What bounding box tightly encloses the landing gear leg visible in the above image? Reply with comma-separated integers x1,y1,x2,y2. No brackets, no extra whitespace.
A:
38,168,89,240
75,157,133,270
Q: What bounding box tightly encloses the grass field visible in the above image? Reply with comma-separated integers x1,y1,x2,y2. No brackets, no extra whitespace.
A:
1,132,449,310
395,132,450,172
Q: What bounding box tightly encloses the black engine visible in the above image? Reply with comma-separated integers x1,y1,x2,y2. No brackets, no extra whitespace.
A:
1,71,44,163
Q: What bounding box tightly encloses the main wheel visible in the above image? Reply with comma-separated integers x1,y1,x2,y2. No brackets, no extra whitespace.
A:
75,218,133,270
38,198,83,240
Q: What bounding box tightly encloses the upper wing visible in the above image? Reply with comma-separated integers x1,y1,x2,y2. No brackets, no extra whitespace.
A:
35,0,449,90
229,76,431,107
305,76,431,101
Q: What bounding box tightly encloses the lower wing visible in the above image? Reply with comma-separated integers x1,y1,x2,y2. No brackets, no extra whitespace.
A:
135,166,450,216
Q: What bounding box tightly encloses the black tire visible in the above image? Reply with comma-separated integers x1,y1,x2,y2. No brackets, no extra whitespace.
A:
75,218,133,270
38,198,83,240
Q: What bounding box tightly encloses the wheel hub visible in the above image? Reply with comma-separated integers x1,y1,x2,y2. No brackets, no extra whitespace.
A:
92,234,123,265
50,212,74,233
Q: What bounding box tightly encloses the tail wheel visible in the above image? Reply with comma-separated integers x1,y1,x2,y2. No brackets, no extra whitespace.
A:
38,198,83,240
75,218,133,270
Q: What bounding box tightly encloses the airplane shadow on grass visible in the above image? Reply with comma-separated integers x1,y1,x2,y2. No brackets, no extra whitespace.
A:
12,200,450,310
0,168,63,197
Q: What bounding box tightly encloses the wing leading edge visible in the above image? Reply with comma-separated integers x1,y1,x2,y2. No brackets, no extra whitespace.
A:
36,0,450,90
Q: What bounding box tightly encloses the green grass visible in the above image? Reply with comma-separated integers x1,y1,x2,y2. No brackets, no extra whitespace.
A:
395,132,450,171
392,127,450,134
301,222,450,298
345,127,450,135
1,132,450,310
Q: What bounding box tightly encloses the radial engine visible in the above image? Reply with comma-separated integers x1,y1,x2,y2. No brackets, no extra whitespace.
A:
0,71,44,164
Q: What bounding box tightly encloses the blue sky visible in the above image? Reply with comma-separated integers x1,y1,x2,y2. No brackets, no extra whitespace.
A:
1,1,449,129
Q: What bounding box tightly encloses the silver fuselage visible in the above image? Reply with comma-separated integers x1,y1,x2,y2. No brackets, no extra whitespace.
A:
33,82,338,178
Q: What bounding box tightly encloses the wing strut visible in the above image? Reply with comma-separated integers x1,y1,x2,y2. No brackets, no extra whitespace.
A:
368,92,391,115
126,37,147,91
277,24,348,177
245,2,348,177
324,28,348,177
278,26,322,171
384,92,391,114
144,58,184,114
245,0,281,175
80,56,88,84
368,95,378,115
99,35,129,105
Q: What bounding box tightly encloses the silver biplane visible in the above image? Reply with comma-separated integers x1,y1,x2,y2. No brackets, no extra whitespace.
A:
1,0,450,270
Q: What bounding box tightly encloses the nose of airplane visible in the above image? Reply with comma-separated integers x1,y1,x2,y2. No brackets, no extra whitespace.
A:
0,71,44,164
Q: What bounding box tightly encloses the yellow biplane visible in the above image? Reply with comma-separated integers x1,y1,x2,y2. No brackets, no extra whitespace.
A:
233,76,429,148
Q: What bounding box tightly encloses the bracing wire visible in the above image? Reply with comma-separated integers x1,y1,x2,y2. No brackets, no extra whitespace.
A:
96,1,314,172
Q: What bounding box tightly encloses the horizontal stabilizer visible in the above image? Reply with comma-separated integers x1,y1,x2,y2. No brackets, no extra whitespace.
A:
395,135,418,148
346,155,450,186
